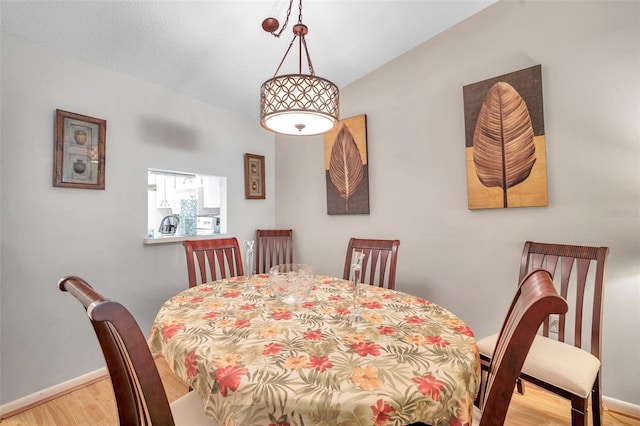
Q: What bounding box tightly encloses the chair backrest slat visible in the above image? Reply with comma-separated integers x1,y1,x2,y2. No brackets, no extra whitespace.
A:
342,238,400,290
255,229,293,274
518,241,609,359
184,238,244,287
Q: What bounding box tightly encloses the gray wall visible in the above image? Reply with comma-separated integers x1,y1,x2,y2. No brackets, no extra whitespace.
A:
275,1,639,404
0,34,275,403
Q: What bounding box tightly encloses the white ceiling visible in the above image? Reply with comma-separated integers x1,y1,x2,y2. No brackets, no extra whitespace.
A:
1,0,495,118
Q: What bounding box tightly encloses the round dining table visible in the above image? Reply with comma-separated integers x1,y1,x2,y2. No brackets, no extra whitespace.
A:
148,275,480,426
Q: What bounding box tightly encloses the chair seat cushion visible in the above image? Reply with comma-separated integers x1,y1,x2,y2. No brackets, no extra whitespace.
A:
170,390,217,425
472,406,482,424
476,333,600,398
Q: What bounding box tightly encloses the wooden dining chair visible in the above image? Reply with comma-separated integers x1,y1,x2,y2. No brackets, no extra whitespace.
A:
255,229,293,274
473,269,569,425
342,238,400,290
476,241,609,426
58,275,215,425
183,238,244,288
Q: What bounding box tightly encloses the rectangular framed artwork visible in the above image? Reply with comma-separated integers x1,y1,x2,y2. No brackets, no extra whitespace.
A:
462,65,548,209
244,153,265,199
54,109,106,189
324,114,370,215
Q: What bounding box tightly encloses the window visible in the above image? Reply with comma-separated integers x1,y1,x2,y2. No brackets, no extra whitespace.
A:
146,169,227,243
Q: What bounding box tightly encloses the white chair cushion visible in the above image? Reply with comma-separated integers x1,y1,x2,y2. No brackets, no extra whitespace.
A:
170,390,217,425
476,333,600,398
472,406,482,424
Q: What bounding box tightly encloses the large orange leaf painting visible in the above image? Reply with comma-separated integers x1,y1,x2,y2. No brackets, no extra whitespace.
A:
324,114,369,215
463,65,548,210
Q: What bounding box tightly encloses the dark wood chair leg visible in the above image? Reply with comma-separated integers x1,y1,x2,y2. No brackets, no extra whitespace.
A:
571,396,588,426
474,390,482,409
516,377,524,394
475,355,491,408
474,368,485,408
592,372,602,426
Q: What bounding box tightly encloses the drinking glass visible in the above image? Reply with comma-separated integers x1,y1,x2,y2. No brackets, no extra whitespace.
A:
349,252,365,323
246,240,255,290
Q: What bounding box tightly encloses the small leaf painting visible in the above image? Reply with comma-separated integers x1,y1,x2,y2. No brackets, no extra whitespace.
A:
463,65,548,209
324,114,369,215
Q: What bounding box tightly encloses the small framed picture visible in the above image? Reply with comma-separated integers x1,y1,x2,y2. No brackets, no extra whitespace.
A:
53,109,106,189
244,153,265,199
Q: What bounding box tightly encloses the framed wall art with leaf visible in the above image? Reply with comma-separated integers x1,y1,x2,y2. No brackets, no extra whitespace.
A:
463,65,548,209
324,114,369,215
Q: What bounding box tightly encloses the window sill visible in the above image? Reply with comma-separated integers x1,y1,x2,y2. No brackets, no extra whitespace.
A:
144,233,233,245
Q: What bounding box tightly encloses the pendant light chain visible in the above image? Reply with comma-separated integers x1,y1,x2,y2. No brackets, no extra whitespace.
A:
270,0,314,77
269,0,294,38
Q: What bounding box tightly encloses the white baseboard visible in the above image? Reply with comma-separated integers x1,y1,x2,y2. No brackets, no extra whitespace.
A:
0,367,107,419
2,369,639,421
603,396,640,418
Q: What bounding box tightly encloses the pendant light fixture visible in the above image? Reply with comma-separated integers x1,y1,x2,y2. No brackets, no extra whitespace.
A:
260,0,339,136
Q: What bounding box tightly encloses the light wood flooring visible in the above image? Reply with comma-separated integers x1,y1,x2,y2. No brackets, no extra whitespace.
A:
2,357,638,425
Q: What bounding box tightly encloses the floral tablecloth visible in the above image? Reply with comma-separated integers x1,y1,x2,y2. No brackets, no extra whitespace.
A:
148,275,480,426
